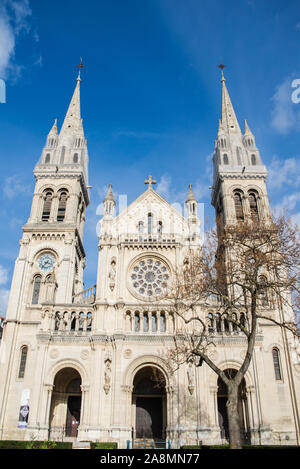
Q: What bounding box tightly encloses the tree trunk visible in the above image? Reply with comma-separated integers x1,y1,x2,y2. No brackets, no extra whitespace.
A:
226,383,242,449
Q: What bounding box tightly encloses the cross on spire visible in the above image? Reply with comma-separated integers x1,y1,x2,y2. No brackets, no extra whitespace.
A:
218,63,226,81
76,57,84,79
144,175,157,189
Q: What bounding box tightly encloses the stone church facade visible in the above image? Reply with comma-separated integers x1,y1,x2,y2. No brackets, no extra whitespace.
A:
0,70,299,448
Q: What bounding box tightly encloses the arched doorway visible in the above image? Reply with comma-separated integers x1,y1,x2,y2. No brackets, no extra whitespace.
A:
133,366,167,440
217,369,250,442
49,367,82,438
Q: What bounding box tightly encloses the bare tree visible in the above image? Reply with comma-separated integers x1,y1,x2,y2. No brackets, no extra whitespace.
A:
166,213,300,449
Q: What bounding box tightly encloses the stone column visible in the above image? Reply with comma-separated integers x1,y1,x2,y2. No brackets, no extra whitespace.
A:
80,384,90,428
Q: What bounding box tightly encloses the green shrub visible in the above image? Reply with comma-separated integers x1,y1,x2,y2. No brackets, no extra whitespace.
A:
91,442,118,449
0,440,72,449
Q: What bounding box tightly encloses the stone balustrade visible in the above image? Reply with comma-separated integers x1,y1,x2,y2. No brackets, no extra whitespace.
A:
124,310,175,334
72,285,96,305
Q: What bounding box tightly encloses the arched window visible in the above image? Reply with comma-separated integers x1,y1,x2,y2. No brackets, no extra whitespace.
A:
248,191,259,222
152,313,157,332
160,312,166,332
143,313,149,332
138,221,143,233
272,348,282,380
57,191,68,222
148,213,153,234
18,346,28,379
42,190,53,222
135,312,140,332
32,275,41,304
73,153,78,163
251,154,257,165
259,275,269,306
157,221,163,234
223,154,229,165
45,153,51,164
234,191,244,222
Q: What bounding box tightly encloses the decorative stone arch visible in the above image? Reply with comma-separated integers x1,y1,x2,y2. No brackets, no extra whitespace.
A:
39,183,57,194
56,183,72,193
47,359,89,439
123,355,174,440
123,354,173,388
47,358,89,386
208,359,254,389
30,244,61,265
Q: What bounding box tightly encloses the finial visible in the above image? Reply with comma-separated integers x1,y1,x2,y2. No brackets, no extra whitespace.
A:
76,57,84,80
218,63,226,82
144,175,157,189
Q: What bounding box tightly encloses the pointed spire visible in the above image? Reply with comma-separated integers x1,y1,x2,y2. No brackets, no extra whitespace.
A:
48,118,58,136
103,184,115,217
220,70,241,135
60,73,83,138
244,119,253,136
104,184,115,202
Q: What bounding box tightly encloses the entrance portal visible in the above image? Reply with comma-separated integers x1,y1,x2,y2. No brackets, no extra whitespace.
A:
133,366,166,439
49,367,82,438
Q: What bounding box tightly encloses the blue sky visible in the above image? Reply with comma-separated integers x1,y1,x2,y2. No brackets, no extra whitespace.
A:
0,0,300,313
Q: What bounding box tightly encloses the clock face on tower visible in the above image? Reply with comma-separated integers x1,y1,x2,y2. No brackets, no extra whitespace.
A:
37,253,55,272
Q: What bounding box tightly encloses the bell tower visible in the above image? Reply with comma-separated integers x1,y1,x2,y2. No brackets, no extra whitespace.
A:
211,69,271,228
7,70,90,321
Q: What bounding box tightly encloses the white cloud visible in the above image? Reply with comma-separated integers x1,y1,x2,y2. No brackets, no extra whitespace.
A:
0,265,9,314
156,175,171,199
0,0,33,80
0,265,8,285
267,156,300,190
0,289,10,314
270,77,300,134
3,174,31,199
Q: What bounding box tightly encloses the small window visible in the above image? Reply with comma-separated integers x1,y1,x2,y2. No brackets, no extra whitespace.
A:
148,213,153,234
45,153,51,164
160,312,166,332
249,191,259,222
32,275,41,304
42,191,53,221
57,191,68,222
73,153,79,163
135,313,140,332
157,221,163,234
259,275,269,306
18,346,28,379
223,154,229,165
272,348,282,380
251,154,257,165
234,191,244,222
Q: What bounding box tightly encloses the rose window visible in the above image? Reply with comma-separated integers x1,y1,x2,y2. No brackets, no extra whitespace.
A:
130,257,170,298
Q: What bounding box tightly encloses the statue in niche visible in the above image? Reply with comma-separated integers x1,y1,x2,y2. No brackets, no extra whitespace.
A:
103,358,112,395
108,260,116,291
44,272,57,304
